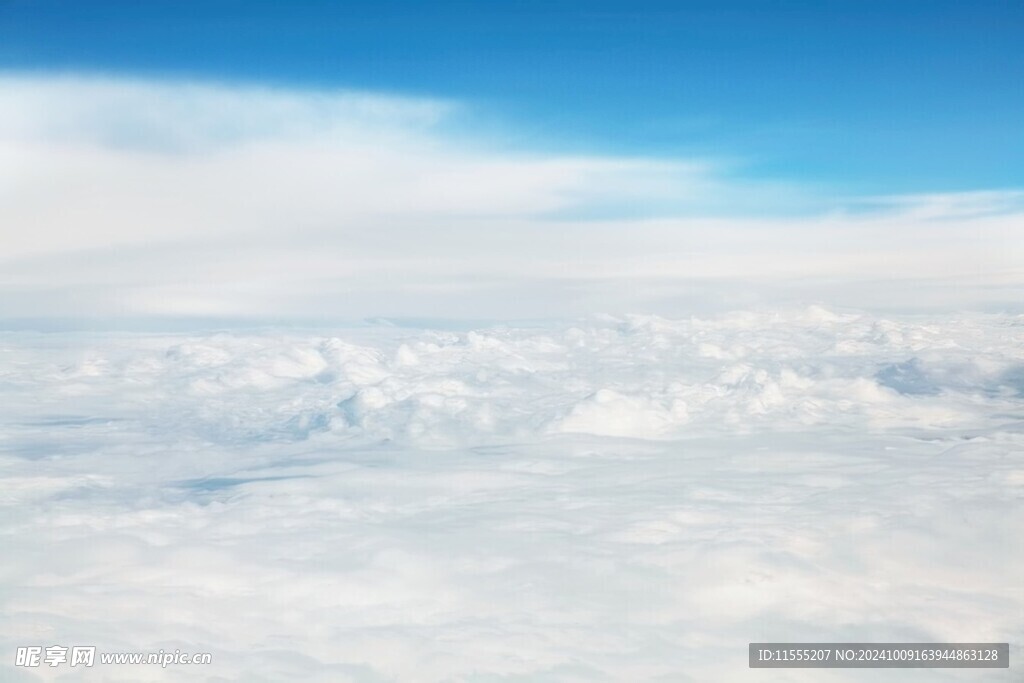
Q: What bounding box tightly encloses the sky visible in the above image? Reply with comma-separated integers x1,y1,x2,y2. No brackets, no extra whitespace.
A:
4,0,1022,191
0,1,1022,324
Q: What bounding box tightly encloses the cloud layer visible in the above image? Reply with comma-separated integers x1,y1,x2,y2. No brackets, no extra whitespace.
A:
1,310,1022,680
1,73,1022,322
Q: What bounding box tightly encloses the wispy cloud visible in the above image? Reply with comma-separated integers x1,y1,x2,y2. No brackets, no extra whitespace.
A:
1,73,1022,321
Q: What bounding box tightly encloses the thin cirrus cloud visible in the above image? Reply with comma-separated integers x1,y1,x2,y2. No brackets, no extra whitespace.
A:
1,73,1022,323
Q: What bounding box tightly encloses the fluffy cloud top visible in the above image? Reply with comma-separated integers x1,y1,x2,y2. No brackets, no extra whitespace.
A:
2,310,1022,680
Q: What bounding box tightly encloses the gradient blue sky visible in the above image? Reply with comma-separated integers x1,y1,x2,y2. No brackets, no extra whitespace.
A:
2,0,1021,194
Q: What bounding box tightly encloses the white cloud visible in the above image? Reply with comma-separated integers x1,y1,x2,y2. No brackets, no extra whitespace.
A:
1,73,1022,321
1,311,1022,680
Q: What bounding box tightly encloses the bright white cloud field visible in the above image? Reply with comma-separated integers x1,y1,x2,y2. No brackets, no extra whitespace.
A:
1,309,1022,681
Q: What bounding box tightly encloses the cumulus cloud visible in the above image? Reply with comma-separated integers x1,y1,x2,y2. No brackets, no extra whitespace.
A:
1,310,1022,680
1,73,1022,322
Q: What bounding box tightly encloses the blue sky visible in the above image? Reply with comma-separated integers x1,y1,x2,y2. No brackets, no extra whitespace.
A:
2,0,1022,193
